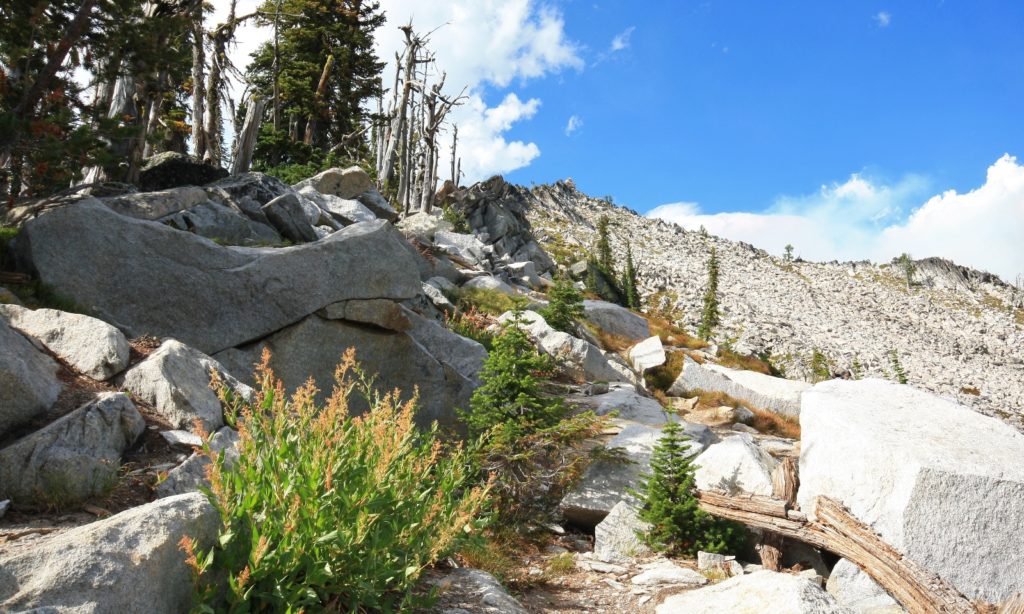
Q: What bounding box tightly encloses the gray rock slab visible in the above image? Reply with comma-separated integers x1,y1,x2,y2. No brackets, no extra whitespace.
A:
0,304,129,380
583,300,651,343
0,492,218,614
656,569,849,614
0,392,144,506
16,200,421,354
0,317,62,437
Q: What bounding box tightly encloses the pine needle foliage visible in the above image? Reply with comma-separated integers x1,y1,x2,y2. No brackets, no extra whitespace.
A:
889,348,909,384
181,349,490,613
596,214,614,273
539,277,585,333
635,421,746,557
697,247,721,340
621,241,641,311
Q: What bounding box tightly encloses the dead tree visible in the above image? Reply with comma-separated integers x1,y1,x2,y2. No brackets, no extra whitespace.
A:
418,76,465,213
232,96,266,174
190,4,208,160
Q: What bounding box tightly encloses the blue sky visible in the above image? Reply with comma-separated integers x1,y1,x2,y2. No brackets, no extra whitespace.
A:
224,1,1024,280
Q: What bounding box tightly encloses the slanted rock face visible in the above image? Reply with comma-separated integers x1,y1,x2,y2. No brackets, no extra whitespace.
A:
436,231,490,267
137,151,228,191
826,558,903,614
101,186,209,220
298,187,377,226
693,433,779,496
669,355,809,418
656,570,848,614
569,383,675,427
17,200,421,354
430,568,529,614
594,500,652,563
0,492,218,614
261,192,319,243
463,275,515,295
0,304,129,381
214,315,479,430
0,317,62,436
159,200,282,246
122,339,252,431
798,378,1024,603
0,392,144,507
206,172,292,214
627,336,666,373
583,300,651,343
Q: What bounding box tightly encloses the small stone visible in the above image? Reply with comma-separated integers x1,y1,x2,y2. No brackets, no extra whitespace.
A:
631,559,708,587
577,560,628,574
160,430,203,448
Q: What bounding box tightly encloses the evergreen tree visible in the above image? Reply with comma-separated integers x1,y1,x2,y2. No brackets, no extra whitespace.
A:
461,311,565,442
247,0,385,166
889,348,909,384
697,247,721,340
897,253,916,289
595,215,614,274
621,241,641,310
636,421,746,556
539,277,585,333
784,244,794,262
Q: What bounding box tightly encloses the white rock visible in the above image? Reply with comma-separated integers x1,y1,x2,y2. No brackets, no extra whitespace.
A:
397,210,453,241
122,339,253,431
631,560,707,587
826,558,904,613
627,336,667,373
437,231,490,267
0,493,218,614
656,570,849,614
798,378,1024,603
157,427,240,498
463,275,515,295
159,429,203,448
669,355,809,418
0,316,62,436
0,305,129,380
694,433,779,496
594,500,652,563
432,569,529,614
570,383,676,426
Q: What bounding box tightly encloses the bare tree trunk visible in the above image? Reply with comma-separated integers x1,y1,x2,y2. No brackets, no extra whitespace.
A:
379,26,419,189
450,125,458,187
303,54,334,147
232,96,266,174
191,10,207,160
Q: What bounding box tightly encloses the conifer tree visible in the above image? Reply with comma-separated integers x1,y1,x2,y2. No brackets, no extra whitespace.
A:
595,215,614,274
889,348,909,384
540,278,585,333
636,421,745,556
622,241,641,311
697,247,721,340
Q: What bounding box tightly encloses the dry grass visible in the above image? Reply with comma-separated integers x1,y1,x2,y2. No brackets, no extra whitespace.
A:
960,386,981,396
748,407,801,439
716,348,775,376
644,351,686,393
647,314,708,350
590,326,635,353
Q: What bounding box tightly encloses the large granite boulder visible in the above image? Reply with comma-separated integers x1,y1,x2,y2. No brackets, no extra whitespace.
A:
0,304,129,380
583,300,651,343
205,172,291,216
214,315,478,429
0,393,144,507
261,192,319,243
560,422,710,528
16,200,421,354
0,492,218,613
693,433,779,496
826,558,903,613
101,186,209,220
656,570,848,614
627,336,667,373
293,166,373,200
669,355,809,418
397,210,453,242
403,308,487,381
122,339,252,432
0,317,62,437
497,310,630,384
297,186,377,225
435,231,489,267
138,151,227,191
798,378,1024,603
354,189,398,222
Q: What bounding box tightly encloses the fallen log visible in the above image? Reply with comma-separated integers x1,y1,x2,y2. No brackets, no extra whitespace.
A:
698,490,979,614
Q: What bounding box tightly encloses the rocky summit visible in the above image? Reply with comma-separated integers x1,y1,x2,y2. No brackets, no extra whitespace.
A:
0,167,1021,613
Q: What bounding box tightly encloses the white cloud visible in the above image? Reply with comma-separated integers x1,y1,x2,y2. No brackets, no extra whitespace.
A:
875,11,892,27
565,114,583,136
610,26,635,52
649,155,1024,282
448,93,541,183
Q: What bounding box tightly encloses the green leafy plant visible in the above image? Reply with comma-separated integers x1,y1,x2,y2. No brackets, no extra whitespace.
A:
635,421,746,557
441,203,471,233
181,349,490,612
697,247,721,340
539,277,585,333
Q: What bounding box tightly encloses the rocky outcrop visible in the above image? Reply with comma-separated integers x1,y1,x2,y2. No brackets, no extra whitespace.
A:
214,314,480,429
582,300,651,343
594,500,652,563
693,433,779,496
320,299,412,332
826,558,903,613
160,200,283,245
101,186,209,220
669,355,809,418
121,339,252,431
0,492,218,613
0,317,62,436
656,570,848,613
16,200,421,354
261,192,319,243
0,393,144,506
292,166,373,200
497,310,630,383
568,383,675,426
627,336,666,373
0,304,129,380
798,379,1024,603
137,151,227,191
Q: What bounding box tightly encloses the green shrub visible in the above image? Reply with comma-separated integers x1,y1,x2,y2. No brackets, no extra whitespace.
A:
461,311,607,525
889,348,909,384
182,349,490,612
441,203,470,233
539,277,584,333
454,287,526,316
447,307,495,351
635,421,746,557
809,348,832,383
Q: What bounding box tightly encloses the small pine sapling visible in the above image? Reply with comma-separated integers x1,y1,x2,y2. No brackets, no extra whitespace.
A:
540,277,585,333
697,247,721,340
